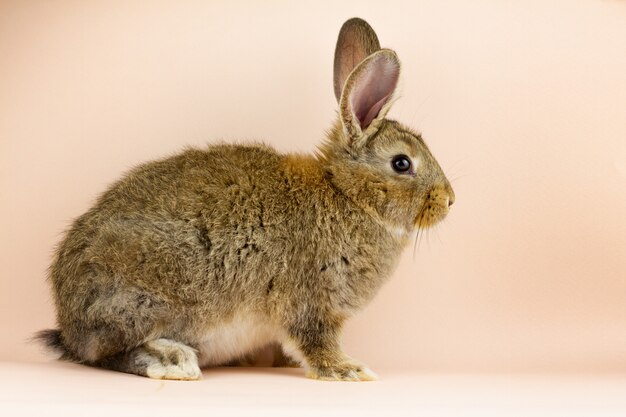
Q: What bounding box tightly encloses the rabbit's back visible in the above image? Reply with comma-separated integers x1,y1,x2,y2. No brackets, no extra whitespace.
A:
53,144,287,304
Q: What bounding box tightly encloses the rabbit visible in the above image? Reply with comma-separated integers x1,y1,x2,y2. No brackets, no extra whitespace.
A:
35,17,454,381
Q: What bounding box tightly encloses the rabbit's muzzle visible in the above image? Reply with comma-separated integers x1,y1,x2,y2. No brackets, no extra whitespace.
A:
415,182,454,228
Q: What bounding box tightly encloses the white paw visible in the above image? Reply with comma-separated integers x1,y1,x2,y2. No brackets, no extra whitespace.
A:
357,366,378,381
306,361,378,382
142,339,202,381
146,361,201,380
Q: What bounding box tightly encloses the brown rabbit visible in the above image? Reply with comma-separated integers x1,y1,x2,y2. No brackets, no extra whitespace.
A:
36,17,454,381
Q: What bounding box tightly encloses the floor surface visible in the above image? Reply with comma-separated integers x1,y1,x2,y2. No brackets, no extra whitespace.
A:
1,360,625,416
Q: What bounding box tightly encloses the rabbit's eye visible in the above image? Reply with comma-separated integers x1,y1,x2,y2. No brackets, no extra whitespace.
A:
391,155,412,173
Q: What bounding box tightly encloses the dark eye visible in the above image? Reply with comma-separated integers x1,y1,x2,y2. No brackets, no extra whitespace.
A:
391,155,412,173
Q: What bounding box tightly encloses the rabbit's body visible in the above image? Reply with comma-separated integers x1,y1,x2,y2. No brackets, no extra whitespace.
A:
51,143,402,368
38,18,454,381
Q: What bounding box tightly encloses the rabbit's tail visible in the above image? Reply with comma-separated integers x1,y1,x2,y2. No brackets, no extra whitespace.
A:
33,329,71,359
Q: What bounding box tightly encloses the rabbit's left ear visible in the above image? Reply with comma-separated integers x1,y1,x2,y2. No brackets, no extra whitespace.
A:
339,49,400,146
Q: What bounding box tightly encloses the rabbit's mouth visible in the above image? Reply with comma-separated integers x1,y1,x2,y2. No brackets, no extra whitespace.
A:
414,186,453,229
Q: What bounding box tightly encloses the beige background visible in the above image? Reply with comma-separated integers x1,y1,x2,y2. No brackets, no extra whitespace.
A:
1,0,625,373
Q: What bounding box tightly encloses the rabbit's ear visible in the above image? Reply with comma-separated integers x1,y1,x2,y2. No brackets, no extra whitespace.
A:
339,49,400,146
334,18,381,102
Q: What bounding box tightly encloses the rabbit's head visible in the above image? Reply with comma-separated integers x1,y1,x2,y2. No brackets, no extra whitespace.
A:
318,18,454,235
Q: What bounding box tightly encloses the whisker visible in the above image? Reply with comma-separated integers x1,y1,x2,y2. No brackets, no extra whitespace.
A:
408,92,434,127
417,228,426,254
448,174,469,183
412,226,420,261
417,214,426,252
412,204,427,261
445,159,465,173
433,222,444,245
445,157,469,173
445,161,470,181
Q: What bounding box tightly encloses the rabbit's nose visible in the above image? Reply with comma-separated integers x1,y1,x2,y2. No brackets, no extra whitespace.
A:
446,183,455,207
448,195,455,207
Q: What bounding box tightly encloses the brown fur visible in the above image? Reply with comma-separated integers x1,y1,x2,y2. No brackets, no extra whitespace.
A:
35,18,454,381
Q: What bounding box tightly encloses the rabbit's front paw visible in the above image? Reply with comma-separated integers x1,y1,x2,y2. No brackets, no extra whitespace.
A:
306,361,377,382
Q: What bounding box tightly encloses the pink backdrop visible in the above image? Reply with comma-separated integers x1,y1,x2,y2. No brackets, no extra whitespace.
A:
1,0,625,372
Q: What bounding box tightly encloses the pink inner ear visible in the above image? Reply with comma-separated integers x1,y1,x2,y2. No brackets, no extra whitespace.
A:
350,56,399,129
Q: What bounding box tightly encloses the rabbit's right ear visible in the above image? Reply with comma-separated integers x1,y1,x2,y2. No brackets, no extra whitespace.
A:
333,19,400,151
333,18,381,102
